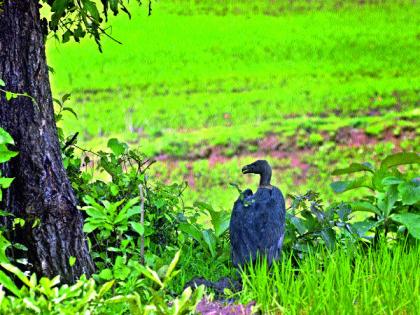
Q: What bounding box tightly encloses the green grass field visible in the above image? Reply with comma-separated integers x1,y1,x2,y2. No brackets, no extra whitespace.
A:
48,0,419,133
47,0,419,209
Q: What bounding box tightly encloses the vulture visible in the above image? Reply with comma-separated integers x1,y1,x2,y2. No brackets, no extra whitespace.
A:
229,160,286,267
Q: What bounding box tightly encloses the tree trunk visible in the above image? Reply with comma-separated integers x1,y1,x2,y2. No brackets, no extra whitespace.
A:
0,0,94,282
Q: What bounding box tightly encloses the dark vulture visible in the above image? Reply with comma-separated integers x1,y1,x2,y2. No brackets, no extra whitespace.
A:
229,160,286,267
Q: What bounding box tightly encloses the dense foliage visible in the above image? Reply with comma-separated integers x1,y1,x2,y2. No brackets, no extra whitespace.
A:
331,153,420,242
0,127,205,314
284,152,420,254
1,123,418,313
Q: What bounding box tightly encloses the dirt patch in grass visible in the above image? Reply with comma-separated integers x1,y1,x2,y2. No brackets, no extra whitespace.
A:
154,125,416,187
158,126,415,163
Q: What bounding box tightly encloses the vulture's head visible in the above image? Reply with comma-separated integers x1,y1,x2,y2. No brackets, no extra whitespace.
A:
242,160,272,186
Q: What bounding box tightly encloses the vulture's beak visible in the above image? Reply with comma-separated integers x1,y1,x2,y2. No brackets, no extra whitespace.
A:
242,165,250,174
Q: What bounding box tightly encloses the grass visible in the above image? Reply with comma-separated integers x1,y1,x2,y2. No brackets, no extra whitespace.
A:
47,0,420,141
238,241,420,314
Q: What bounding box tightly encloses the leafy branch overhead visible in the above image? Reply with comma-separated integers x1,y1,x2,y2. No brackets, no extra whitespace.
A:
44,0,152,51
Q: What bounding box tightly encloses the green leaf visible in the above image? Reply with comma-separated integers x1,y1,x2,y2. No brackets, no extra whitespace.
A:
193,201,214,213
179,223,203,244
82,0,100,21
13,243,27,251
114,256,130,280
0,233,11,264
62,107,78,118
0,269,21,297
109,0,119,14
0,128,14,145
107,138,127,156
0,177,14,189
290,216,307,234
351,220,380,237
83,222,98,233
29,273,37,288
69,256,76,267
372,167,392,191
350,201,381,215
105,294,129,305
98,268,113,281
330,176,371,193
0,210,13,217
62,30,72,43
0,144,18,163
380,152,420,169
75,278,96,309
301,210,318,230
110,184,119,196
391,213,420,239
23,297,41,313
382,177,405,186
130,221,144,235
173,286,192,314
83,195,102,210
117,197,139,219
82,205,107,220
98,280,115,297
398,181,420,205
5,91,12,101
201,229,217,257
191,284,205,309
165,250,181,281
330,182,349,193
207,208,230,238
0,262,33,288
0,78,5,87
50,275,61,287
320,228,336,250
137,264,163,287
126,206,141,218
51,0,69,13
331,162,374,175
377,185,399,217
61,93,71,103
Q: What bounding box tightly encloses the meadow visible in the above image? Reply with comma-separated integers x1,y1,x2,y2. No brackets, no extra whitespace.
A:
47,0,419,212
25,0,420,313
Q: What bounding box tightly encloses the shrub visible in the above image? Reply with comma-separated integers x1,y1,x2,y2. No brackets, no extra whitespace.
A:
331,152,420,242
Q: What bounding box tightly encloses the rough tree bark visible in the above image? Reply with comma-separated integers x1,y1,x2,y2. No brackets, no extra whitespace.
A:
0,0,94,282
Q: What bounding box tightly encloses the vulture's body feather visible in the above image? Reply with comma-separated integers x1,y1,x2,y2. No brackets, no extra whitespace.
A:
229,160,286,267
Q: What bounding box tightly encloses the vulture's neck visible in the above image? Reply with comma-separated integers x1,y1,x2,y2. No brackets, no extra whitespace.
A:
259,171,272,187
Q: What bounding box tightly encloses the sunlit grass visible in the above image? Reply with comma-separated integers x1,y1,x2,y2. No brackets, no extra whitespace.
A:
239,241,420,314
47,1,420,141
